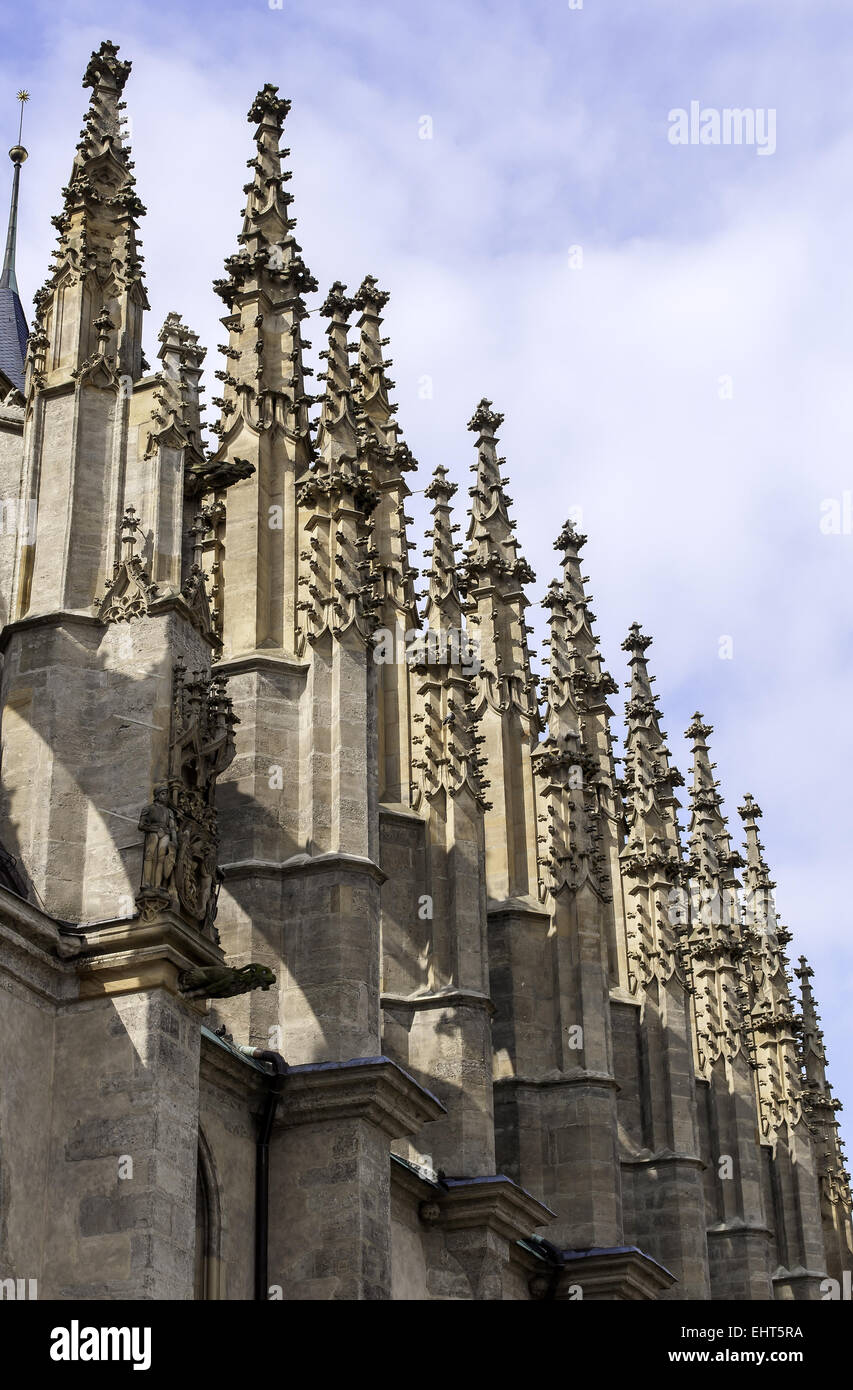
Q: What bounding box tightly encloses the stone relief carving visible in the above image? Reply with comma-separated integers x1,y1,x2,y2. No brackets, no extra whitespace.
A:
135,660,237,937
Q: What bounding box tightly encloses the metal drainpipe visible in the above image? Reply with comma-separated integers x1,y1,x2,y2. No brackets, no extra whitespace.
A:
238,1046,287,1302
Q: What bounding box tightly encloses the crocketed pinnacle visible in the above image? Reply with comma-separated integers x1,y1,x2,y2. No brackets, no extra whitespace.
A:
551,519,618,783
315,281,359,469
465,399,534,584
350,273,419,622
686,712,743,917
795,957,852,1196
352,274,398,449
684,714,753,1071
737,793,776,926
796,957,829,1094
735,796,802,1134
464,400,539,725
296,281,380,649
153,311,207,472
621,622,684,859
211,84,317,439
411,464,487,809
36,41,148,380
423,465,464,635
618,624,686,991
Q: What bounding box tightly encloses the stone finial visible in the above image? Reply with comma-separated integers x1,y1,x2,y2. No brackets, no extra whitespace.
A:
247,83,291,127
82,40,132,95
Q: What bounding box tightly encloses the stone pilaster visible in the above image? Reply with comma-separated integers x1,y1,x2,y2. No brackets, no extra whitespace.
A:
382,464,495,1177
269,1056,444,1300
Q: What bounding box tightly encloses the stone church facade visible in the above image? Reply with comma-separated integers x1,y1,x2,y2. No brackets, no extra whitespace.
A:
0,41,849,1301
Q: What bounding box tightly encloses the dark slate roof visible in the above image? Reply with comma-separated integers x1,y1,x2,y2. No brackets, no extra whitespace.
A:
0,282,27,394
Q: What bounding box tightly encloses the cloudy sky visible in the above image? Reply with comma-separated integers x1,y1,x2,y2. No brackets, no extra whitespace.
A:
2,0,851,1137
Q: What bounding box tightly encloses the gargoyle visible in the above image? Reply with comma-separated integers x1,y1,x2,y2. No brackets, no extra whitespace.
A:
177,962,276,999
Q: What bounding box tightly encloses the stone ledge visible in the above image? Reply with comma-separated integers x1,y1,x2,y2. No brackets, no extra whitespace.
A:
221,851,387,886
0,889,82,1003
0,608,103,650
74,911,224,1002
707,1219,773,1239
434,1175,554,1243
379,802,426,825
382,986,495,1017
621,1148,706,1171
280,1055,445,1140
487,895,551,921
545,1245,676,1301
494,1069,619,1092
214,651,310,677
772,1266,829,1301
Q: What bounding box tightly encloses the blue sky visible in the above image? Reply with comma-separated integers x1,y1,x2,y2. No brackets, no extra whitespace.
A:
2,0,851,1141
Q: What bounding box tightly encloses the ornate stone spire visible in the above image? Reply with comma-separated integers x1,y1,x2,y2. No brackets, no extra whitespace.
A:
0,91,29,393
685,714,751,1070
296,282,380,649
464,400,540,726
205,86,319,657
619,623,687,992
459,401,541,899
736,795,802,1138
686,714,743,935
795,957,846,1155
738,793,776,920
315,280,359,469
621,623,684,862
351,274,419,620
795,957,853,1259
410,465,486,808
552,521,618,789
211,83,317,443
423,465,464,634
542,519,623,930
36,42,148,382
535,563,602,902
350,274,419,802
149,311,206,467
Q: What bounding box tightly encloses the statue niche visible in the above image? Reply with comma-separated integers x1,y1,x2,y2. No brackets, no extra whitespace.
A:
136,660,237,936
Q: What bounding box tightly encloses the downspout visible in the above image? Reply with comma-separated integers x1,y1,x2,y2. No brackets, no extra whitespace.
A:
238,1046,287,1301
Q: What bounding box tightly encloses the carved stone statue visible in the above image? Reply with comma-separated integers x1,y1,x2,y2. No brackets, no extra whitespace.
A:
138,784,177,891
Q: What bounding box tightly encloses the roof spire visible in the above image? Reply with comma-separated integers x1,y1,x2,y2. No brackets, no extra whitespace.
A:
0,90,29,393
1,90,28,293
